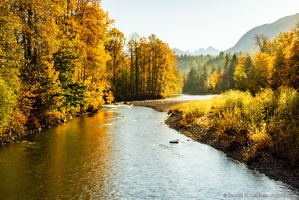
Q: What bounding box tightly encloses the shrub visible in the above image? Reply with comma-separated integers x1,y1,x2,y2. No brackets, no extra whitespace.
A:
170,88,299,165
45,110,66,126
242,123,273,162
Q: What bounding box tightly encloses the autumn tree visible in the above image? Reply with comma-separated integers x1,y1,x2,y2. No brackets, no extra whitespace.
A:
0,0,21,133
0,0,183,140
254,34,270,53
239,29,299,93
234,56,253,90
12,0,66,128
105,28,126,97
210,71,219,92
53,0,82,110
122,34,182,99
157,43,183,96
289,24,299,89
271,31,298,89
74,1,112,110
127,33,140,97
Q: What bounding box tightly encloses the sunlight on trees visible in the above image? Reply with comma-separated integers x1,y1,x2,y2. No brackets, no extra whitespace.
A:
0,0,183,137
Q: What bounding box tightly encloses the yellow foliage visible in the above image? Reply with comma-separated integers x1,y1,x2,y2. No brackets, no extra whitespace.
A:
253,52,274,87
234,56,248,90
210,71,219,91
242,123,272,161
106,91,115,104
169,88,299,164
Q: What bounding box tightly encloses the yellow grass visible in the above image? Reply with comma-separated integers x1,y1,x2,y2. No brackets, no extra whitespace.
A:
170,88,299,165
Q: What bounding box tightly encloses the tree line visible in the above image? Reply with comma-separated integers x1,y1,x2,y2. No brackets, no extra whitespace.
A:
181,25,299,95
179,52,240,94
0,0,182,139
106,32,182,100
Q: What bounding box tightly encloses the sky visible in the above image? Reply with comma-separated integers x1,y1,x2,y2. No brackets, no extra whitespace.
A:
101,0,299,52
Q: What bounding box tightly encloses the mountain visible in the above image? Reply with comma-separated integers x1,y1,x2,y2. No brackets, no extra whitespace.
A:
225,13,299,53
173,48,188,56
174,13,299,56
173,46,220,56
194,46,220,55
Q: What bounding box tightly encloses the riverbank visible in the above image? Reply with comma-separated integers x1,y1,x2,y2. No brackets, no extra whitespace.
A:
165,112,299,192
130,99,190,112
0,99,188,146
132,98,299,192
0,99,189,146
0,110,96,146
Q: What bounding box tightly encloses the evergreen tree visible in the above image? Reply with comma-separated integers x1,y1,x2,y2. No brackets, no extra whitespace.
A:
183,67,198,94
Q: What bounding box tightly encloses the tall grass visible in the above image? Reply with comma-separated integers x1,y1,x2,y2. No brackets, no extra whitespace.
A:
171,88,299,166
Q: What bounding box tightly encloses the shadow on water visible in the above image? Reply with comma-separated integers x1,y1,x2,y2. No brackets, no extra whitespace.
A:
0,105,298,199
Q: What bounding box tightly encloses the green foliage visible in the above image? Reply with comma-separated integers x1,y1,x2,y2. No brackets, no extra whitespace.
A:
53,38,81,109
62,83,87,108
179,24,299,95
183,67,199,94
177,52,227,75
180,53,241,94
0,76,17,132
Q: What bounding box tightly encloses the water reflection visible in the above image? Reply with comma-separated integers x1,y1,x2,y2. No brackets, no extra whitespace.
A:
0,106,298,199
0,110,115,199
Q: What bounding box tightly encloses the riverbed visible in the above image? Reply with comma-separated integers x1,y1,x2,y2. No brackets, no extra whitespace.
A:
0,104,298,199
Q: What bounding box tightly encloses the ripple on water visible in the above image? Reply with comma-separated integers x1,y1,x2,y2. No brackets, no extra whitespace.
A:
0,105,298,199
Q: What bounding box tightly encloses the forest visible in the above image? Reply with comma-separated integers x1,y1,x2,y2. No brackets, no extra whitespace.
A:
180,31,299,94
172,26,299,167
1,0,299,146
178,52,240,94
0,0,182,141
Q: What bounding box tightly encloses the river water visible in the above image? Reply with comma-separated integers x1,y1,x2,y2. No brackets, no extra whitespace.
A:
0,102,298,199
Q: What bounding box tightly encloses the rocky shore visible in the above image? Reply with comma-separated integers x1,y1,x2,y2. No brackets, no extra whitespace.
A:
130,99,190,112
132,99,299,193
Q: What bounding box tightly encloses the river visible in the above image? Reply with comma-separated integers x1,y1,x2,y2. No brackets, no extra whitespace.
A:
0,101,298,199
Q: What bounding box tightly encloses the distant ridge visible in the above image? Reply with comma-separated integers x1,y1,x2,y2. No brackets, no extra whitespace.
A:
174,13,299,56
173,48,188,56
173,46,220,56
225,13,299,53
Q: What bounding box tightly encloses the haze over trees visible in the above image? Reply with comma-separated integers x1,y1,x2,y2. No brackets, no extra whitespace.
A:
0,0,182,138
180,22,299,95
175,23,299,167
172,23,299,168
179,52,241,94
225,13,299,53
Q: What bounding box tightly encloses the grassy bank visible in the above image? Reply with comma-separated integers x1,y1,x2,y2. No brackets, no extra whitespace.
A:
169,88,299,167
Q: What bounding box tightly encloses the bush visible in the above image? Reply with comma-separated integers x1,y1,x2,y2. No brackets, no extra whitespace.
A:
170,88,299,165
242,123,273,162
268,87,299,166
